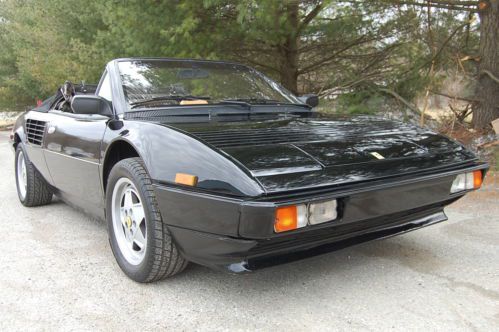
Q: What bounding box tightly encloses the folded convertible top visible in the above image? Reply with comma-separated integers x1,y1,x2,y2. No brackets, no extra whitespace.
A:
33,82,98,112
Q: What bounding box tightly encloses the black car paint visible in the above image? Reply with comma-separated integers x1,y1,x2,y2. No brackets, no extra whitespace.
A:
170,208,449,272
11,58,488,273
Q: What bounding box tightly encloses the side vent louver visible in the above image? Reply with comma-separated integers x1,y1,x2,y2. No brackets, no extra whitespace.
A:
26,119,46,146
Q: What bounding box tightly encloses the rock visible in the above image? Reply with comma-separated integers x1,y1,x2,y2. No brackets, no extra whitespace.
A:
492,118,499,134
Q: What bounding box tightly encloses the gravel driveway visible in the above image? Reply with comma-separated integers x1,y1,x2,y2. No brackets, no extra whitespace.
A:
0,130,498,331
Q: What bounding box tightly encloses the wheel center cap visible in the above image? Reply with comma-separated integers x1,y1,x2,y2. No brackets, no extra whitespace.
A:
126,216,133,230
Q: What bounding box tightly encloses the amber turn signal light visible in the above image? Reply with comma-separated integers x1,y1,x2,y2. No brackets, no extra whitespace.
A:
175,173,198,186
274,205,307,233
274,206,297,233
473,170,482,189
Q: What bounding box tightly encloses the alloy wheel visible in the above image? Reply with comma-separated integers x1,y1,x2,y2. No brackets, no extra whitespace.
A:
111,178,147,265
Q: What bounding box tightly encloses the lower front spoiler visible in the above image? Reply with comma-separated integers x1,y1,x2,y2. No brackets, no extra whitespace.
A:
168,207,448,273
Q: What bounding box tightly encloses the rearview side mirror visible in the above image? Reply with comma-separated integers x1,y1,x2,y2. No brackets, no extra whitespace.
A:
71,95,113,117
298,94,319,108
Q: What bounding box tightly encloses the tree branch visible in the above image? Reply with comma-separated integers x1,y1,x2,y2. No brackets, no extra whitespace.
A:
231,53,280,73
387,0,478,11
399,17,473,78
430,90,479,103
297,2,323,35
481,70,499,84
298,35,377,74
379,88,422,115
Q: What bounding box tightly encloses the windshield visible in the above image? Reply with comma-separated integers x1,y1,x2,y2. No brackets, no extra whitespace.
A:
118,60,302,109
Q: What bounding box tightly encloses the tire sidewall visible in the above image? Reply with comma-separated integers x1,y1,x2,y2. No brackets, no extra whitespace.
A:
15,144,28,204
106,160,157,282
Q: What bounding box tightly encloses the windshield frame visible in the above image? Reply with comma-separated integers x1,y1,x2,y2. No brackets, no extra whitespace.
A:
114,58,305,112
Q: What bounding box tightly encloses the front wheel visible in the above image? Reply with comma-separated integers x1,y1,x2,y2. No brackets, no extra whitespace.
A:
106,158,187,282
15,145,53,207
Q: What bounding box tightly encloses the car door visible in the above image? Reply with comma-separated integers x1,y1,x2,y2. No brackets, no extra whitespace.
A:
43,73,113,208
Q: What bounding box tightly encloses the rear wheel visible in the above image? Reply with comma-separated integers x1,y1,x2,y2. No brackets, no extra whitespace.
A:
106,158,187,282
15,145,53,207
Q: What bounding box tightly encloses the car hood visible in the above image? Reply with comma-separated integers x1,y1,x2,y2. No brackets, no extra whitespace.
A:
166,115,476,193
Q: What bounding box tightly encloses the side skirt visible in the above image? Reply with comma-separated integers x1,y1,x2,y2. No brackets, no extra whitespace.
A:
53,190,106,222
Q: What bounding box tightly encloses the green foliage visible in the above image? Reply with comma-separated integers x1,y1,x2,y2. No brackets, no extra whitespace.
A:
335,90,384,115
0,0,482,111
0,0,105,104
344,105,375,115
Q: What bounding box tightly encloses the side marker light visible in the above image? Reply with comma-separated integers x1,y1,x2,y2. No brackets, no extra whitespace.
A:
175,173,198,186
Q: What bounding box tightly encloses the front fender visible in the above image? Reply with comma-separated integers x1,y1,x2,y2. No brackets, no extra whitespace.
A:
12,113,27,149
102,120,264,197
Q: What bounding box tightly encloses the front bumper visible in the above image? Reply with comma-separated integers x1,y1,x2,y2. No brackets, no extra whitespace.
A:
167,207,448,272
153,164,487,272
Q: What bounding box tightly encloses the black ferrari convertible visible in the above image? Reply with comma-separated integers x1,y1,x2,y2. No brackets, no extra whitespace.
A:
10,58,488,282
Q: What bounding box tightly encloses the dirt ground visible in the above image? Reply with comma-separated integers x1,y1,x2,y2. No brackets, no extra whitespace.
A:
0,131,498,331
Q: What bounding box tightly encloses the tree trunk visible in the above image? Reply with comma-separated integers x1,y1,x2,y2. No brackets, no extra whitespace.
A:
279,2,299,94
473,0,499,129
279,44,299,94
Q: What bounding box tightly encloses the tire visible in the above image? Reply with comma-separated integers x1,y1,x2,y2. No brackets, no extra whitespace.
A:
106,157,188,282
15,145,53,207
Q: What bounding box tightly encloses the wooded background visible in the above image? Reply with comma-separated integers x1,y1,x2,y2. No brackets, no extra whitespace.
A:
0,0,498,130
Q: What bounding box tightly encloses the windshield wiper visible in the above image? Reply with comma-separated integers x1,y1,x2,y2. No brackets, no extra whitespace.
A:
218,99,252,109
130,95,211,109
246,98,311,108
240,98,281,104
221,98,310,108
217,98,290,110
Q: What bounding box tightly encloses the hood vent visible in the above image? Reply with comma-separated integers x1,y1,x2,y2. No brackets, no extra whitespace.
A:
26,119,46,146
192,123,407,149
125,110,303,123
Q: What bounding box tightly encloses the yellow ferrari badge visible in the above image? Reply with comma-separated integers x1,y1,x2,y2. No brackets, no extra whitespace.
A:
370,152,385,160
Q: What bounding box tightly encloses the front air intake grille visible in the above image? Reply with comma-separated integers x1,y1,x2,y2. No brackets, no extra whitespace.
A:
26,119,46,146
